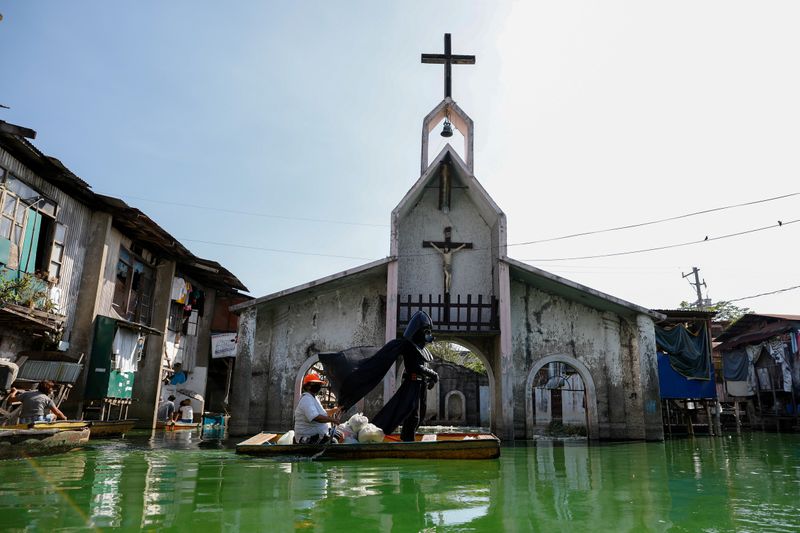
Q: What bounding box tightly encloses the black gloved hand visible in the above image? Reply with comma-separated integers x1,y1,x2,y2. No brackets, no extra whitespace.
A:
426,370,439,389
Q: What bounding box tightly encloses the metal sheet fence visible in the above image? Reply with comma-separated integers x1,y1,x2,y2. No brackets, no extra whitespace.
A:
18,360,83,383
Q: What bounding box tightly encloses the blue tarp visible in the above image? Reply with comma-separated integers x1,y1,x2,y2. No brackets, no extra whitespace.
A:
658,351,717,399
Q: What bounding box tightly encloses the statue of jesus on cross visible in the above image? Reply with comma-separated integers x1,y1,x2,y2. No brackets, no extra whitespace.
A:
422,227,472,295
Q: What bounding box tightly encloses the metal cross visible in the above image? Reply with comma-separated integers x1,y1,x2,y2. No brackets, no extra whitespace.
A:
421,33,476,99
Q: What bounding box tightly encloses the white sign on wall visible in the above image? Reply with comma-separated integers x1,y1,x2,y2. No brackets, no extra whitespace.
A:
211,333,237,359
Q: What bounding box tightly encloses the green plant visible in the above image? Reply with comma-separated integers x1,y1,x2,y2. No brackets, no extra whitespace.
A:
679,300,750,322
0,272,55,313
428,341,486,373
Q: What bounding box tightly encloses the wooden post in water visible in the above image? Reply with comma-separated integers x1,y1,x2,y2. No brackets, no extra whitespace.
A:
704,400,714,436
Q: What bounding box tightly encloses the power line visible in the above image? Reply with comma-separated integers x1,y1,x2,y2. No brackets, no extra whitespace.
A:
105,191,796,241
521,218,800,262
179,238,375,261
725,284,800,303
111,194,388,228
181,217,798,263
508,192,800,247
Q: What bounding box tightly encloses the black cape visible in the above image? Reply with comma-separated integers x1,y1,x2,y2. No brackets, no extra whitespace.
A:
318,340,407,411
371,379,426,435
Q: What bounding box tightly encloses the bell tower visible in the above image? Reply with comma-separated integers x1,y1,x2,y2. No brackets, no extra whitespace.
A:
420,33,476,174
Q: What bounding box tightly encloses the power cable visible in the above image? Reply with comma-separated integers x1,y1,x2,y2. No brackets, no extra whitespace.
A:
111,194,388,228
104,190,795,240
725,284,800,303
520,218,800,262
179,238,375,261
180,217,798,263
508,192,800,247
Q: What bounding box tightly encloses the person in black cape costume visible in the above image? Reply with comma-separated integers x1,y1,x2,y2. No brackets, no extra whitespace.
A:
318,310,439,441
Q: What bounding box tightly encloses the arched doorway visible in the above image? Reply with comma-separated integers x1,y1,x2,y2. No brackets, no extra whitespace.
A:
294,356,337,410
525,354,599,440
417,339,492,428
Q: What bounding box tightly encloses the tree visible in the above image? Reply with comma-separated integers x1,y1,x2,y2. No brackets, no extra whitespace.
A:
427,341,486,374
679,300,750,323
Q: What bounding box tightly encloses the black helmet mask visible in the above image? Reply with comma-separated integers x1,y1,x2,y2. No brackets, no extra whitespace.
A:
403,310,435,348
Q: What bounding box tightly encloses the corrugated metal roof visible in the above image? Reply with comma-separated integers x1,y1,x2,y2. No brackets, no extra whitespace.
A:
715,313,800,349
95,195,248,292
0,131,247,293
653,309,717,323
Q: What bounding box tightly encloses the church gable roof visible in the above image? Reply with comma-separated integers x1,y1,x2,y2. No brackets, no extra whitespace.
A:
505,257,664,320
392,145,504,240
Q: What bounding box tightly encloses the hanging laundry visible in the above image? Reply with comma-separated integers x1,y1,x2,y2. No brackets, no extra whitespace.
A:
188,289,205,317
112,328,141,373
767,338,792,392
164,330,182,367
171,277,187,303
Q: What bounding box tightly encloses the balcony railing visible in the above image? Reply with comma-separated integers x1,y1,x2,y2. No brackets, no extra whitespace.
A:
397,293,499,334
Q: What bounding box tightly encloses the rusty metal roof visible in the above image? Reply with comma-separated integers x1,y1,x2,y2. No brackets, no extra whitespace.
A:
0,303,65,335
0,133,96,205
653,309,717,324
96,195,247,292
0,131,247,293
715,313,800,349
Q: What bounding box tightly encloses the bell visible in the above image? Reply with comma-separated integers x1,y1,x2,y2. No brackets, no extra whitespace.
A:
440,119,453,138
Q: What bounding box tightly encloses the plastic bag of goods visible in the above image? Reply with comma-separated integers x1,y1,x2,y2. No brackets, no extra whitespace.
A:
358,423,385,443
276,430,295,445
346,413,368,433
338,422,359,444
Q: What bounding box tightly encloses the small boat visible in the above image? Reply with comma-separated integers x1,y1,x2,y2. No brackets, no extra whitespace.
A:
156,421,200,431
0,426,91,460
4,420,90,431
88,419,137,438
236,432,500,460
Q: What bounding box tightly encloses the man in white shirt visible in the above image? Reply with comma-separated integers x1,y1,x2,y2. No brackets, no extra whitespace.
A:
294,373,342,444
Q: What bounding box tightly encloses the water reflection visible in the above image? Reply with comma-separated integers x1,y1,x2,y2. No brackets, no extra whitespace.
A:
1,433,799,531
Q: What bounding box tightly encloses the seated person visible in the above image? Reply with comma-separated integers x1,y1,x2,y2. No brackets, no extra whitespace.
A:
157,395,177,422
9,380,67,424
176,398,194,423
293,373,342,444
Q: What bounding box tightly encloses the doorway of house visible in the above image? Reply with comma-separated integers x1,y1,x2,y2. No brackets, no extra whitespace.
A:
532,361,587,437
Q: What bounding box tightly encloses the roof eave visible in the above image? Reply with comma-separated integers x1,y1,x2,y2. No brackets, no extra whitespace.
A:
230,257,391,313
505,257,665,321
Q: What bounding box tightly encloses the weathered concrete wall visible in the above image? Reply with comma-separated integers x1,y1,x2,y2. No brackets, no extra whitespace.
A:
230,271,387,436
129,259,175,428
229,307,255,436
510,281,660,440
397,171,495,300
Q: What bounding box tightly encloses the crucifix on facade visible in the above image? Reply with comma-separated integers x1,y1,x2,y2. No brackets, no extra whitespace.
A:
422,227,473,295
421,33,476,99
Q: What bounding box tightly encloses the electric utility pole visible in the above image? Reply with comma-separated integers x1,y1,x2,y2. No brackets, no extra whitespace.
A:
682,267,707,308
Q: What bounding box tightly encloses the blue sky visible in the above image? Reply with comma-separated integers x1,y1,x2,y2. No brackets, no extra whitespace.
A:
2,2,799,312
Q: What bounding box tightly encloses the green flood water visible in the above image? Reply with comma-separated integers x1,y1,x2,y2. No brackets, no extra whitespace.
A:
1,432,799,532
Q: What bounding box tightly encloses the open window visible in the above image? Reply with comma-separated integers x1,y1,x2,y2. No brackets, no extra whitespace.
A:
112,246,155,325
0,167,60,277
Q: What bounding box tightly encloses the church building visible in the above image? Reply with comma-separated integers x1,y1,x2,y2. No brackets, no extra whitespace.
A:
229,35,665,441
